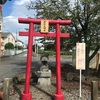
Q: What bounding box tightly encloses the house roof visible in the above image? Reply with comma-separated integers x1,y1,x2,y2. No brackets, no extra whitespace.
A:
2,32,15,40
15,40,24,44
2,32,10,38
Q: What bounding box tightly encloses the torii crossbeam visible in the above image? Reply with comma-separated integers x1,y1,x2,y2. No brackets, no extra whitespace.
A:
18,18,71,100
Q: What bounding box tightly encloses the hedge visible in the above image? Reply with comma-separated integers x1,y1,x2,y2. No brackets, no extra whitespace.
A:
38,50,72,55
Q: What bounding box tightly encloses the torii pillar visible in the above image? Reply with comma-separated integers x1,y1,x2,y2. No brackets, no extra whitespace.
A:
18,18,71,100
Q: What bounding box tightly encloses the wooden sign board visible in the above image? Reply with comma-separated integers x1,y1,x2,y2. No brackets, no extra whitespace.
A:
41,20,49,33
76,43,86,70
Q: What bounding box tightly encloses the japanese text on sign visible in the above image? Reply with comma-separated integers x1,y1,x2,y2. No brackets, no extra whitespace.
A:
41,20,49,33
76,43,86,70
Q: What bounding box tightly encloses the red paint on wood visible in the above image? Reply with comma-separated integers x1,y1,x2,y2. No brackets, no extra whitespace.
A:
18,18,71,25
18,18,71,100
19,32,70,38
0,91,3,100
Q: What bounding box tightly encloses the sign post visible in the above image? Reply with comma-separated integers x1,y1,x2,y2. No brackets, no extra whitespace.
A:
76,43,85,98
80,69,82,97
18,18,71,100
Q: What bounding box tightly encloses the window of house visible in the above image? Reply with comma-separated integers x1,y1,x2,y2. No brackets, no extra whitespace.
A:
1,42,4,46
2,37,5,40
8,38,10,42
0,25,1,31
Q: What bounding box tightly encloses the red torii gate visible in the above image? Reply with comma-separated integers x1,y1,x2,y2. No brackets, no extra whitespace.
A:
18,18,71,100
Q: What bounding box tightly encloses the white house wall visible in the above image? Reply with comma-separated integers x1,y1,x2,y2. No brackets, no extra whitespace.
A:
1,34,15,50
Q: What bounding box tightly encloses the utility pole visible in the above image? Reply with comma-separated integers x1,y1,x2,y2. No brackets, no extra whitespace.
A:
15,30,18,55
34,37,36,54
0,4,2,62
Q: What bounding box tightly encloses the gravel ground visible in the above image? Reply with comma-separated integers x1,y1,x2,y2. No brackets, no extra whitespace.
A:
9,76,100,100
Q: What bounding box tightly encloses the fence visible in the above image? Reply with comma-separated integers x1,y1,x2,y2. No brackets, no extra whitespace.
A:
89,51,100,69
1,49,27,57
72,49,100,69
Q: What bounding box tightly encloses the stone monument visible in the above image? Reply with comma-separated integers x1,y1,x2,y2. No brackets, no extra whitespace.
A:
36,55,51,85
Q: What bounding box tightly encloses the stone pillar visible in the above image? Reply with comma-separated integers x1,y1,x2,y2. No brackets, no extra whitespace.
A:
36,56,51,85
37,66,51,85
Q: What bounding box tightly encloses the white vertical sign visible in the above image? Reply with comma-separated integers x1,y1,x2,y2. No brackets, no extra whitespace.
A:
76,43,86,98
76,43,86,70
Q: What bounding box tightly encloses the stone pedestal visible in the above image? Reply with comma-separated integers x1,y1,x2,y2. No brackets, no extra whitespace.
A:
38,77,51,85
36,70,51,85
37,56,51,85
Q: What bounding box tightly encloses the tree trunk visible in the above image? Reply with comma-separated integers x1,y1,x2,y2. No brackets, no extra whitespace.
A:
85,57,90,80
84,46,100,80
83,47,90,80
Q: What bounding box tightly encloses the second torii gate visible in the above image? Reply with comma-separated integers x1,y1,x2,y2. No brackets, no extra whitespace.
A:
18,18,71,100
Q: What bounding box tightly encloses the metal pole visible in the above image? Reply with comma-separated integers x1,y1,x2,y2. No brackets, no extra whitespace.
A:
15,31,18,55
25,22,33,93
54,24,64,100
35,37,36,54
80,69,82,98
0,4,2,62
21,22,33,100
56,24,61,94
37,43,38,57
0,33,1,62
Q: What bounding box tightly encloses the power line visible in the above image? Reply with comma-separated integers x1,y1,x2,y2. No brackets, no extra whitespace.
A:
2,25,11,33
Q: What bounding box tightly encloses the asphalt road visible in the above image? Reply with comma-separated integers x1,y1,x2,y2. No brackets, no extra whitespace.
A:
0,52,72,83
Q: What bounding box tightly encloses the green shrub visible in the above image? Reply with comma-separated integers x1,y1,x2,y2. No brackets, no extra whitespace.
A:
5,42,14,49
61,51,72,55
15,46,23,50
44,44,55,51
38,50,55,55
38,50,46,54
46,51,56,55
38,50,72,56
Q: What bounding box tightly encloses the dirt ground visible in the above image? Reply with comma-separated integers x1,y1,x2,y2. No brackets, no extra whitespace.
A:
8,64,100,100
